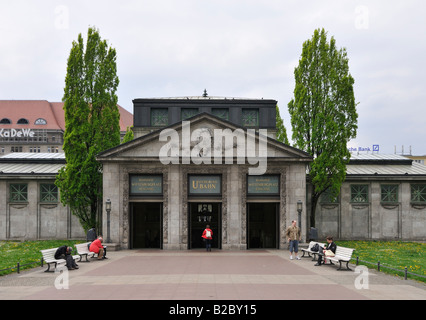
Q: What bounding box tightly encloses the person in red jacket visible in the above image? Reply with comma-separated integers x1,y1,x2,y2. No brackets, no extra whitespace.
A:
202,225,213,252
89,236,107,260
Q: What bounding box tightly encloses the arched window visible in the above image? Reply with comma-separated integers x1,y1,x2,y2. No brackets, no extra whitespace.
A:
0,118,11,124
17,118,29,124
35,118,47,125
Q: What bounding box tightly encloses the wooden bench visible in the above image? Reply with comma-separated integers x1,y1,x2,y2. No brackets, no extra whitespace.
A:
323,246,355,271
75,242,96,262
40,248,80,272
301,241,325,260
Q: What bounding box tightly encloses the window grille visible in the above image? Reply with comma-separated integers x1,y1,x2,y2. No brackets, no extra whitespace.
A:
242,109,259,127
381,185,398,203
10,184,28,202
150,108,168,126
351,184,368,203
411,184,426,203
40,184,58,202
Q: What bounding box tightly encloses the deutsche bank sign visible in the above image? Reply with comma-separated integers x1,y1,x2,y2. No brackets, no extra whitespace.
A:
348,145,379,152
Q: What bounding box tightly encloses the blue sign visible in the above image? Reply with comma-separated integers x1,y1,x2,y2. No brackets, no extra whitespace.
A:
348,145,380,152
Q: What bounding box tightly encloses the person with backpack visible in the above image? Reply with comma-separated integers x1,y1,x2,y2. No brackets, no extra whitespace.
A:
54,245,79,270
315,236,336,266
202,225,213,252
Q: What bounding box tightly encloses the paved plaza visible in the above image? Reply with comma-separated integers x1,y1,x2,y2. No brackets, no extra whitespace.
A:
0,249,425,301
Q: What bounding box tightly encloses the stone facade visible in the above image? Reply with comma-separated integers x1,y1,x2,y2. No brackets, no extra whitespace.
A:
311,154,426,241
98,113,311,250
0,177,85,240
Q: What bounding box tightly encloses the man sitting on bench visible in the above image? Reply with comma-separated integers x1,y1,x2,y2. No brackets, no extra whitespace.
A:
55,245,79,270
315,236,336,266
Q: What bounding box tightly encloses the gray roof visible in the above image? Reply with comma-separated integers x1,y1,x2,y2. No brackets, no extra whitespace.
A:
346,162,426,176
0,163,64,175
0,153,65,160
0,153,65,175
349,153,405,160
347,153,426,176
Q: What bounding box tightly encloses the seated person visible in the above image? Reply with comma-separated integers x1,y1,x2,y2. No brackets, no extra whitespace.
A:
55,245,79,270
315,236,336,266
89,236,107,260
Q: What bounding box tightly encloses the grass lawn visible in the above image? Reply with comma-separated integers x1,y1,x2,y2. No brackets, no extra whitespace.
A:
337,240,425,282
0,240,85,275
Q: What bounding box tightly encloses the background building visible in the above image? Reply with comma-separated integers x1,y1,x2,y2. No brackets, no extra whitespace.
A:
0,100,133,156
313,153,426,241
0,100,133,241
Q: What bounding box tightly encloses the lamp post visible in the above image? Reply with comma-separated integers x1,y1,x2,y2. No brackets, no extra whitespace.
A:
297,200,302,237
106,198,111,243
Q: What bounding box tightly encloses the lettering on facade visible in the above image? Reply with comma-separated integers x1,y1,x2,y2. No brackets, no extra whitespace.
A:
189,175,221,195
0,128,34,138
348,145,379,152
130,175,163,195
247,175,279,195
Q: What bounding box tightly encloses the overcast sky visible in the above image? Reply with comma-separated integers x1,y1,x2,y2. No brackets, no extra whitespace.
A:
1,1,425,155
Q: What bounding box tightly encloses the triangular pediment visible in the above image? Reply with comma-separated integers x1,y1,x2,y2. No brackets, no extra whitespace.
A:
97,113,312,163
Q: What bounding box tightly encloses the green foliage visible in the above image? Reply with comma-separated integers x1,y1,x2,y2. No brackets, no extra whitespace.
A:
275,105,289,145
337,240,425,282
121,126,134,144
56,27,121,231
288,28,358,226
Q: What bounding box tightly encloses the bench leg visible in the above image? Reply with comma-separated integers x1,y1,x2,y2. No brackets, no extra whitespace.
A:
44,262,55,272
79,254,90,262
301,251,312,258
337,261,351,271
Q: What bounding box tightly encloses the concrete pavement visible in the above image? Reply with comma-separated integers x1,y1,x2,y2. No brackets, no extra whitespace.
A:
0,249,425,301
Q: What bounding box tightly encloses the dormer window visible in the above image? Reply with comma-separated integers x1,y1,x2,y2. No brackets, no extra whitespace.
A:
0,118,11,124
35,118,47,125
17,118,29,124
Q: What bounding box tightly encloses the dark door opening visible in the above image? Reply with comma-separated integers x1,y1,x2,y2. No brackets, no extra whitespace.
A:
247,202,278,249
131,202,162,249
189,203,221,249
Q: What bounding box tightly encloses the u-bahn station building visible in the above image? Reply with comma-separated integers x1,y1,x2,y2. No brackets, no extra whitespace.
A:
1,97,426,249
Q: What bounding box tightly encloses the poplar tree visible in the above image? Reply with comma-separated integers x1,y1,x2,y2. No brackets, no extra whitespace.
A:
288,28,358,227
275,105,289,145
56,27,120,231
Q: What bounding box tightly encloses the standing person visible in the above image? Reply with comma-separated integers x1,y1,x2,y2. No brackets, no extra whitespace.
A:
55,245,79,270
202,225,213,252
315,236,336,266
89,236,107,260
285,220,301,260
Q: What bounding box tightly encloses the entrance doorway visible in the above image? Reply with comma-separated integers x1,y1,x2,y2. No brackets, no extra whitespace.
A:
189,203,221,249
247,203,278,249
130,202,162,249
